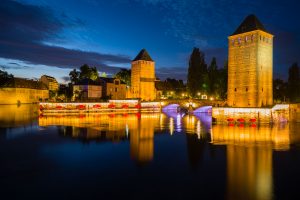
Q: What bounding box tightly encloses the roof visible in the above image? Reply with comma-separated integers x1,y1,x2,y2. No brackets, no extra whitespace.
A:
100,77,126,84
1,77,48,90
75,78,102,86
41,75,57,82
133,49,153,62
231,14,270,36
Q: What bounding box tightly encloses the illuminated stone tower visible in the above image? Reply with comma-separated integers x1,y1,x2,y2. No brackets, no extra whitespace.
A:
131,49,156,101
228,15,273,107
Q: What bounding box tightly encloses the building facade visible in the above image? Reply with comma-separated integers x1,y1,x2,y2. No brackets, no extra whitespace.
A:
73,79,102,101
227,15,273,107
0,78,49,104
100,77,127,100
131,49,156,101
40,75,59,91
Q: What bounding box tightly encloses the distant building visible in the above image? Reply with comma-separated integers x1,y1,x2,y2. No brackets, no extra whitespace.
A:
100,77,127,100
40,75,59,91
228,15,273,107
0,77,49,104
131,49,156,101
73,79,102,101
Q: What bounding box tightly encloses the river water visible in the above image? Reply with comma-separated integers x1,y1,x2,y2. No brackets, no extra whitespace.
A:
0,104,300,200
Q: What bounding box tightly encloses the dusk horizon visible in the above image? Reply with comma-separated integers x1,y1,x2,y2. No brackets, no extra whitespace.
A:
1,0,300,83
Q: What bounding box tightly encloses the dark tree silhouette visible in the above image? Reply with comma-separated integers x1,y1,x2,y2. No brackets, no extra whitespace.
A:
187,48,208,97
0,69,14,87
288,63,300,102
114,68,131,86
208,57,218,96
273,78,287,103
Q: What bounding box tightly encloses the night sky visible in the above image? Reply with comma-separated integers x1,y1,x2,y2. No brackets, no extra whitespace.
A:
0,0,299,83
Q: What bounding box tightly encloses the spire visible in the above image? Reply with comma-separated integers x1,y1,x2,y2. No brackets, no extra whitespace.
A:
232,14,270,35
133,49,153,62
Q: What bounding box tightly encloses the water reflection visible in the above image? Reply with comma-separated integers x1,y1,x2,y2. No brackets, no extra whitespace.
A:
211,124,300,200
1,106,300,199
39,113,164,164
0,104,39,127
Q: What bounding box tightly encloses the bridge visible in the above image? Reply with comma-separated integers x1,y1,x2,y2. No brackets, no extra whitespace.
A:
160,99,226,113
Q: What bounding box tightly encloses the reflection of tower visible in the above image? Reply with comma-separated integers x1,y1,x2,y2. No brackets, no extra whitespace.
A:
226,145,273,200
210,125,293,200
228,15,273,107
131,49,156,101
130,114,156,165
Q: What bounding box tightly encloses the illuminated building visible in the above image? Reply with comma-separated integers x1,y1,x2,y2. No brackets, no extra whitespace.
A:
131,49,156,101
100,77,127,100
73,78,102,101
40,75,59,91
0,77,49,104
228,15,273,107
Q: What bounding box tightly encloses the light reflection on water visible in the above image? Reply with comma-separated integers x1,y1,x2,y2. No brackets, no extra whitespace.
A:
1,105,300,199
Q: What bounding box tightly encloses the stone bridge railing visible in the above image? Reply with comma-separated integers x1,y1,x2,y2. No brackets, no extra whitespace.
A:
160,99,226,110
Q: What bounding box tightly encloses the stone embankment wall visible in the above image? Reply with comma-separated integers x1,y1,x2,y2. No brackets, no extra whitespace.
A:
0,88,49,104
290,104,300,122
212,104,289,124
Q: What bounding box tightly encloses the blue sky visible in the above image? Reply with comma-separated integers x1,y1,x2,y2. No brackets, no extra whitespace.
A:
0,0,299,83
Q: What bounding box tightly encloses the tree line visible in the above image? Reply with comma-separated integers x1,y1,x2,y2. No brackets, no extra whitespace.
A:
186,47,300,102
187,48,227,100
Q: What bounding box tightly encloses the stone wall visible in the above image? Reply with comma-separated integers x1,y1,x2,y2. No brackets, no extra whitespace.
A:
228,30,273,107
0,87,49,104
290,104,300,122
212,105,289,124
131,60,156,101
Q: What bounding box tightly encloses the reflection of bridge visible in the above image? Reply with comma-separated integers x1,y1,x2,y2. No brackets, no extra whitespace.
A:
160,99,225,112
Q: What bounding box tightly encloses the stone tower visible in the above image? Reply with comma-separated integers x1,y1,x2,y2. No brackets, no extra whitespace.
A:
227,14,273,107
131,49,156,101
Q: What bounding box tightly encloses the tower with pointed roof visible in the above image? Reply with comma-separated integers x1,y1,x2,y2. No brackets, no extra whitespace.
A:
131,49,156,101
227,14,273,107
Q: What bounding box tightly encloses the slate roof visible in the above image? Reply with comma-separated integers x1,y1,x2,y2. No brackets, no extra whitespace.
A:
232,14,270,35
75,78,102,86
100,77,126,84
133,49,153,62
42,75,57,82
1,77,48,89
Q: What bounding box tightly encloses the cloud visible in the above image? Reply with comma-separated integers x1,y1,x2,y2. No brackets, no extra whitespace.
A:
0,0,131,71
61,76,70,82
156,66,188,81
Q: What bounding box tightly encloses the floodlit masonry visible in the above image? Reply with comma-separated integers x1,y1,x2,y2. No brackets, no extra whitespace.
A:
130,49,156,101
227,14,273,107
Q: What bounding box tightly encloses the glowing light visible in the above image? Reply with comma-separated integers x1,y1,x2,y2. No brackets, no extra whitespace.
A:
169,118,174,135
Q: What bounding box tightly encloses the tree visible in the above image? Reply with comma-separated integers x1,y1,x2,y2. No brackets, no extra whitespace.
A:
217,60,228,100
114,68,131,86
273,78,287,103
208,57,218,96
0,69,14,87
69,69,80,84
79,64,99,81
288,63,300,102
69,64,99,84
187,48,208,97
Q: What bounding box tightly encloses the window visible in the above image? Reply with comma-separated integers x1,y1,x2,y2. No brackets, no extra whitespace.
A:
238,38,241,44
234,88,237,92
262,88,263,92
246,87,248,92
115,80,119,85
115,88,118,92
